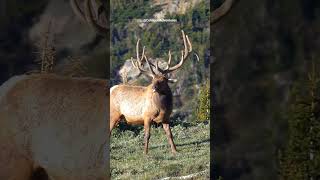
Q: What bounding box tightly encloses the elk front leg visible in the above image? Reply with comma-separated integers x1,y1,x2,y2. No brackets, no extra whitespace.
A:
144,120,151,154
109,119,118,136
162,123,177,154
110,111,121,136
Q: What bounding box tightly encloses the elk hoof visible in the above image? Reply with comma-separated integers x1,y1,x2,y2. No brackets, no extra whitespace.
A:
172,150,178,155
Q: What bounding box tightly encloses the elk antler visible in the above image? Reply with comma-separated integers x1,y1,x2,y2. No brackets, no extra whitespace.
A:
70,0,108,36
131,39,155,78
211,0,235,24
156,30,195,75
132,30,198,79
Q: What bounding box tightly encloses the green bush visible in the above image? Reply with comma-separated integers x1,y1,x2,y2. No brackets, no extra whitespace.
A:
196,80,210,122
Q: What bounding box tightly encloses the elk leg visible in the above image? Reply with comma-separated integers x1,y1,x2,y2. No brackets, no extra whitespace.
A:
144,120,151,154
109,120,116,135
110,112,121,136
162,123,177,154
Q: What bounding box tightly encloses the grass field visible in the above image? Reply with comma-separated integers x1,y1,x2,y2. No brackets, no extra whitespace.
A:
110,122,210,180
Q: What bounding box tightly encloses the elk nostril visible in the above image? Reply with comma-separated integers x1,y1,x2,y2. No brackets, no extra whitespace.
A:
152,85,157,92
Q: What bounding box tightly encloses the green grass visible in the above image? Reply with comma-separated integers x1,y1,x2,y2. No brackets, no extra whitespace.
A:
110,123,210,180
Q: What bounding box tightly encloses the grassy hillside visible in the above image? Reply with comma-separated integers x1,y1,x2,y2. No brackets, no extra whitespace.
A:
110,122,210,179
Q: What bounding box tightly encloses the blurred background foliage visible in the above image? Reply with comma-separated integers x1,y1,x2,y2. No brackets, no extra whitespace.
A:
212,0,320,179
279,63,320,180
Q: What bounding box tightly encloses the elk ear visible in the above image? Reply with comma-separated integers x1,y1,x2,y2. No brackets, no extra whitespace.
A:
168,78,177,83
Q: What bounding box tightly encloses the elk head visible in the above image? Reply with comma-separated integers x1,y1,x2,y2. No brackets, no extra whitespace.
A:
70,0,108,36
130,30,197,93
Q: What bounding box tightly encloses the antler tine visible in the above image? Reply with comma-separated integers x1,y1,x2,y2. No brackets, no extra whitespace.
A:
146,58,164,74
136,39,141,63
182,30,188,57
186,35,192,52
164,50,171,71
132,39,155,78
132,56,154,77
131,57,138,68
154,59,159,71
141,46,145,63
143,55,156,76
160,30,192,74
194,53,200,61
131,57,135,67
135,39,146,65
168,50,172,66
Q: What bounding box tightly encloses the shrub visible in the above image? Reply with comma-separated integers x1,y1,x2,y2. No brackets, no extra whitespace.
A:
196,80,210,122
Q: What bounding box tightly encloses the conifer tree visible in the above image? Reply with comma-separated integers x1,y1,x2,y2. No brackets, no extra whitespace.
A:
196,80,210,122
280,63,320,180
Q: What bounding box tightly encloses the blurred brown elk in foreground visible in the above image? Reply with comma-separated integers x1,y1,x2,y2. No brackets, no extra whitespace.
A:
0,1,110,178
0,75,109,180
110,30,198,154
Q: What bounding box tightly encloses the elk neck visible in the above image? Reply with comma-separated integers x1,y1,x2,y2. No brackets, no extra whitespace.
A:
147,83,173,109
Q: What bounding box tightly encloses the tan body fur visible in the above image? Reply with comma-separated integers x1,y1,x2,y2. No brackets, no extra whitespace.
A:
110,84,172,125
0,74,109,180
110,76,177,154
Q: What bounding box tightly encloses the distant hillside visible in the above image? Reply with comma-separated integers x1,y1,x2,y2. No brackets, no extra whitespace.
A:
152,0,203,18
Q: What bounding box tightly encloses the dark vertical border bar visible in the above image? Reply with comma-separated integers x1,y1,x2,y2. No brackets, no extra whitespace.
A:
210,0,214,179
210,1,237,178
103,0,110,179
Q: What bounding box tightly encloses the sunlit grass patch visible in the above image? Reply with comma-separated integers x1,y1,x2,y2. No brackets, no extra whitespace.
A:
111,123,210,179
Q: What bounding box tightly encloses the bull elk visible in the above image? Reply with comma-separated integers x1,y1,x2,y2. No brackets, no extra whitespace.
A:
110,30,197,154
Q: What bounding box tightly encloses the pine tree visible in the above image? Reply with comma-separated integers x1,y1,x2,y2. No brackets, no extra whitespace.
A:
280,63,320,180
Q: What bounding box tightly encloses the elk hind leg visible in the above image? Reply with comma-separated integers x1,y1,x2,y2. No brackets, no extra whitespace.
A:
162,123,177,154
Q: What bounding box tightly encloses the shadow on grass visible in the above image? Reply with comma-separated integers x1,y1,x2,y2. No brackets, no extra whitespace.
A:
149,138,210,150
176,138,210,147
113,120,143,136
111,138,210,151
